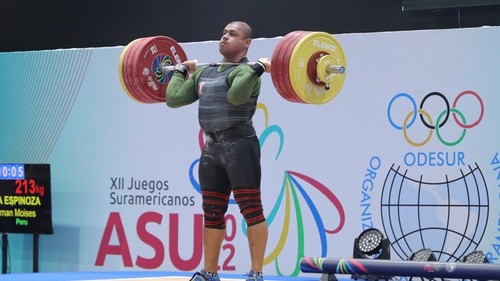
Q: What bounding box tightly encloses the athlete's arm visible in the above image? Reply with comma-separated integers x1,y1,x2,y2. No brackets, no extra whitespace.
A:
165,72,199,108
227,65,261,105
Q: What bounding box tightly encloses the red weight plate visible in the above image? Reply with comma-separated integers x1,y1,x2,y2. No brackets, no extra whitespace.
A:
123,38,151,103
273,31,306,103
119,39,141,102
271,31,306,103
125,38,155,103
132,36,188,103
124,37,153,103
128,37,159,103
271,31,298,100
141,36,187,102
281,31,310,103
271,32,296,101
274,31,307,103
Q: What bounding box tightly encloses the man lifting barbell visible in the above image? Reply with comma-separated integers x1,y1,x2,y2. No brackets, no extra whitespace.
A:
117,20,347,281
119,28,346,105
166,21,269,281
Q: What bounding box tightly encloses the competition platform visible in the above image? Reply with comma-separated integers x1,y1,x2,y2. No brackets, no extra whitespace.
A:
3,257,500,281
0,271,316,281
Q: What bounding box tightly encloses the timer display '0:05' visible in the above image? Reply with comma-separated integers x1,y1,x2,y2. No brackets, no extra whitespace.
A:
0,164,25,180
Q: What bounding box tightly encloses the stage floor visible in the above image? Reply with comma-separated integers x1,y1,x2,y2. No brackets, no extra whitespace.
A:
0,271,324,281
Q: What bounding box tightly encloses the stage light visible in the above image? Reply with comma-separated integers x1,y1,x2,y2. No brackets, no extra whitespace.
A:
463,250,489,264
409,248,436,262
352,228,392,280
353,228,390,259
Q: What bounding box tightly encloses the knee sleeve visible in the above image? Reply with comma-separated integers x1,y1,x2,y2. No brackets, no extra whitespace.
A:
202,190,230,229
233,188,266,226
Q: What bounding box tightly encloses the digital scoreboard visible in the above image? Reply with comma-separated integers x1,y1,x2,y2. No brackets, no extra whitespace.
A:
0,164,53,234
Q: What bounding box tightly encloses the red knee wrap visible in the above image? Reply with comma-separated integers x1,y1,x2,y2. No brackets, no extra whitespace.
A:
202,190,230,229
233,188,265,226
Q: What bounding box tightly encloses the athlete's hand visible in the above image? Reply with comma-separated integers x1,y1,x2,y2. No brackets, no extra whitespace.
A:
258,58,271,73
184,60,198,73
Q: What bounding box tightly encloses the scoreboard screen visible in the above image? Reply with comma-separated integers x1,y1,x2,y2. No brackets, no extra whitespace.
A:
0,164,53,234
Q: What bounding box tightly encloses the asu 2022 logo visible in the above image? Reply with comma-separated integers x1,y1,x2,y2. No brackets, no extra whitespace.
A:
387,91,484,147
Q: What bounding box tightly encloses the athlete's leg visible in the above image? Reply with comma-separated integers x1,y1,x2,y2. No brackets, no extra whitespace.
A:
247,220,268,272
228,136,267,275
199,143,232,275
203,227,225,273
201,190,230,273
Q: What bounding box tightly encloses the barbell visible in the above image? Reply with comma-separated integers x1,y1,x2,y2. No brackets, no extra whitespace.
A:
118,31,347,105
161,61,344,75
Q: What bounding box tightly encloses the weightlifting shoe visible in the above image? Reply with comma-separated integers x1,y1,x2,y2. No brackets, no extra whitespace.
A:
245,270,264,281
189,270,221,281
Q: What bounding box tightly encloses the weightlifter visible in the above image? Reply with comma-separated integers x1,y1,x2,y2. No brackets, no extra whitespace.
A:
166,21,271,281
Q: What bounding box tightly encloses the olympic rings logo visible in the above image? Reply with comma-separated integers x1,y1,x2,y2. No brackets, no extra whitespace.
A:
387,91,484,147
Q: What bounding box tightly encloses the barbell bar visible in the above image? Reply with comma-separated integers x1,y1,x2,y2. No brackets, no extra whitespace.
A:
160,61,345,75
118,31,347,105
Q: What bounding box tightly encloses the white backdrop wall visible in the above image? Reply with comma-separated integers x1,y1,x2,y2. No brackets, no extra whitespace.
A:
0,26,499,275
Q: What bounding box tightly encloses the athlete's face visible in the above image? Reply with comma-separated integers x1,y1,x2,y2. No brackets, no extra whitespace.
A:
219,23,250,60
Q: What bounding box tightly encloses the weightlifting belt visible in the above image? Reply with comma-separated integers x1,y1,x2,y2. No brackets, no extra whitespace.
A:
204,121,256,143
